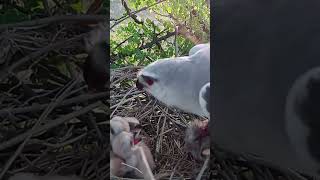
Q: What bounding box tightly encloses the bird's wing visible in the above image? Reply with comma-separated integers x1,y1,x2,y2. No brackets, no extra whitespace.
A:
188,43,210,56
199,82,210,118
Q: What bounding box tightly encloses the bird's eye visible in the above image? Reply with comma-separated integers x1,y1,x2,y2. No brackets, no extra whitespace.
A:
142,75,157,86
146,79,153,85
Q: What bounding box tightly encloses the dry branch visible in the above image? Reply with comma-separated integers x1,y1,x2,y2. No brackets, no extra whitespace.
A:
0,33,86,81
0,15,107,30
0,92,108,116
0,101,102,151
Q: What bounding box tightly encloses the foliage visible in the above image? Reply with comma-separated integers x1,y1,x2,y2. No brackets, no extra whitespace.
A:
0,0,109,24
111,0,210,68
128,0,210,41
111,20,194,68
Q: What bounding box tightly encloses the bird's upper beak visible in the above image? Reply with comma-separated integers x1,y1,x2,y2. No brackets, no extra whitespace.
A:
136,78,144,90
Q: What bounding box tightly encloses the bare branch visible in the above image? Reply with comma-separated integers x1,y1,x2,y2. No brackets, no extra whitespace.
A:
111,0,167,29
0,101,102,151
139,31,175,50
121,0,143,25
0,33,87,81
0,15,107,30
0,92,108,116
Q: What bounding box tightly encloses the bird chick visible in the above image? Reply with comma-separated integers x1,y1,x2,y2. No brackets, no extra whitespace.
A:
134,135,156,174
111,131,135,160
110,152,127,177
110,116,139,143
184,119,210,161
111,131,139,175
111,130,155,179
136,44,210,118
131,144,156,180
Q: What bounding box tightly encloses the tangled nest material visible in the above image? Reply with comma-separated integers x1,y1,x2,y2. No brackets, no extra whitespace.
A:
0,20,110,180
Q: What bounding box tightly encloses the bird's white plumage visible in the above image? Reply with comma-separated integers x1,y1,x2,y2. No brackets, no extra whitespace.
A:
199,82,210,118
137,44,210,117
189,43,210,56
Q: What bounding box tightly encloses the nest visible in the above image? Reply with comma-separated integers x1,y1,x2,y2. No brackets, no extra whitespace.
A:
110,66,209,179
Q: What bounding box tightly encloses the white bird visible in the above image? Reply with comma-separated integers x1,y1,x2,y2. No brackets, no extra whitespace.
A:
188,43,210,56
136,43,210,118
199,82,210,118
110,152,127,177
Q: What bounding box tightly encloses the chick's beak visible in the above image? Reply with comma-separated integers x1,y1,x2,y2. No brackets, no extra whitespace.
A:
136,79,144,90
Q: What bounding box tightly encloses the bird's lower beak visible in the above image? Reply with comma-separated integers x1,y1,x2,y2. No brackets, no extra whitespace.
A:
136,79,144,90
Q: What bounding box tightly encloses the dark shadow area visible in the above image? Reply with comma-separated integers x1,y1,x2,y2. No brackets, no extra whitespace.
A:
0,1,109,179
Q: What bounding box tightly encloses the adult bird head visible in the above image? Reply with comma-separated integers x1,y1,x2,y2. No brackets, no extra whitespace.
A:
135,74,158,91
136,43,210,91
135,58,177,104
135,44,210,118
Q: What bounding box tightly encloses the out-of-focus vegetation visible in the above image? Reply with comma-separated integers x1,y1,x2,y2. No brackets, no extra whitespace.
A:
0,0,109,24
110,0,210,68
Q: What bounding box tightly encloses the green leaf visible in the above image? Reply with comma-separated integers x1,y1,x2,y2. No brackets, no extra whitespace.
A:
70,1,86,13
31,1,44,11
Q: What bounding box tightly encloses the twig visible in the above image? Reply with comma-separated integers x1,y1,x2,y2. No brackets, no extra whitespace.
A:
0,78,79,179
86,0,103,14
0,92,108,116
174,25,178,57
169,156,182,180
133,146,155,180
139,31,175,50
111,0,167,29
42,0,51,16
176,22,202,44
0,15,107,30
0,101,102,151
121,0,143,25
110,87,134,116
121,162,143,175
0,33,86,81
196,155,210,180
29,133,87,148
